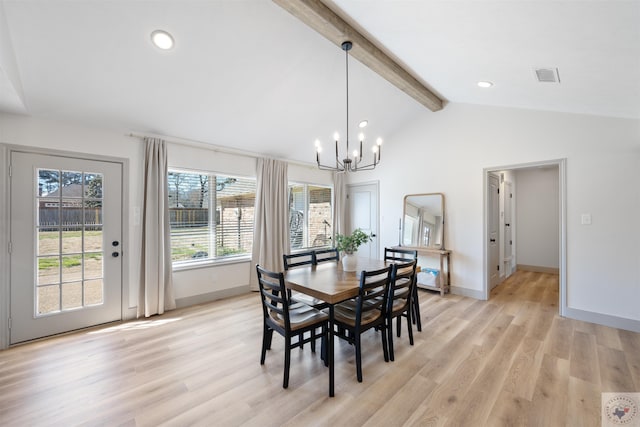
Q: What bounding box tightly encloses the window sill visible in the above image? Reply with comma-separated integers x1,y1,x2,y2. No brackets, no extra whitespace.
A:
172,255,251,273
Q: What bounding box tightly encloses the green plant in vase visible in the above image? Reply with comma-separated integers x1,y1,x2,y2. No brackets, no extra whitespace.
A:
334,228,372,271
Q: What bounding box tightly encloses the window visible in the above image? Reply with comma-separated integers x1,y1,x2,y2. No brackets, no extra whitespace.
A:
289,183,332,250
168,171,256,266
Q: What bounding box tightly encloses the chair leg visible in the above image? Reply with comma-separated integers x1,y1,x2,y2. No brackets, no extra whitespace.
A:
413,286,422,332
261,325,272,364
310,328,316,353
321,325,329,367
355,334,363,382
266,326,274,350
407,309,414,346
397,315,402,338
381,322,389,363
388,319,395,362
322,335,329,367
284,336,291,389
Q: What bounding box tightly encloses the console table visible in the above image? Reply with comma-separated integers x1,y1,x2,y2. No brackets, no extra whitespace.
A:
394,246,451,296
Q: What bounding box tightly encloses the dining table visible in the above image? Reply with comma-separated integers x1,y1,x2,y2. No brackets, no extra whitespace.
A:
283,257,389,397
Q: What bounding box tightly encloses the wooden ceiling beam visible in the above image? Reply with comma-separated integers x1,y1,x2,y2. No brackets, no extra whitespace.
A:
273,0,444,112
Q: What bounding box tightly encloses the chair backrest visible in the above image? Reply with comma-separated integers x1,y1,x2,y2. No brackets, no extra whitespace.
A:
388,259,418,314
256,265,291,330
354,266,392,327
314,248,339,263
283,251,315,271
384,247,418,262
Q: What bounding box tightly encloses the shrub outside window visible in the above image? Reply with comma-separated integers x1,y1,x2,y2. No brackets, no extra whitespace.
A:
289,183,332,250
168,171,256,265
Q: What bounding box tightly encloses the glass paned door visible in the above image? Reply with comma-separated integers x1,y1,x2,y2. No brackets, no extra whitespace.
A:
36,169,105,314
10,152,122,344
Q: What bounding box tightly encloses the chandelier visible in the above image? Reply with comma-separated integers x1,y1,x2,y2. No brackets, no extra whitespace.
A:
315,41,382,172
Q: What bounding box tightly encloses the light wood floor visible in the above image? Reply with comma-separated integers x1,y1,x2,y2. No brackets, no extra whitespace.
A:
1,271,638,426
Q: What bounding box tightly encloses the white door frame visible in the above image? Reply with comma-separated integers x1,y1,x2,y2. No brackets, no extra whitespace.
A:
0,144,130,349
483,159,567,316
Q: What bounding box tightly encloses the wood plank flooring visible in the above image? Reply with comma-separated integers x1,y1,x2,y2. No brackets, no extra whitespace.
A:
1,271,638,426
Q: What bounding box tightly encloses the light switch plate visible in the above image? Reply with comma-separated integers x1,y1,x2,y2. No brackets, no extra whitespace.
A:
581,213,592,225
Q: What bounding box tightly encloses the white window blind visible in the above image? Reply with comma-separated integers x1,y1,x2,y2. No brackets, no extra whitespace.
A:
168,171,256,265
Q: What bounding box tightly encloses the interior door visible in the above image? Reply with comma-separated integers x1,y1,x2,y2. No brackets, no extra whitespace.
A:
488,174,500,289
503,181,513,277
346,182,379,259
10,151,122,344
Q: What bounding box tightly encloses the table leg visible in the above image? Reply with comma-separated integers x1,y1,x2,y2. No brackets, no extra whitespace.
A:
329,305,334,397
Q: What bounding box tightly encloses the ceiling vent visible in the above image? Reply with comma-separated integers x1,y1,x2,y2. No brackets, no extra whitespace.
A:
534,67,560,83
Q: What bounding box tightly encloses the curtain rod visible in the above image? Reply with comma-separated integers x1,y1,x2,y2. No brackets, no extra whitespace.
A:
126,132,317,169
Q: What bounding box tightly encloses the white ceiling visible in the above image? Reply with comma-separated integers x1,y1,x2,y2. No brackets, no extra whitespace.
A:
1,0,638,164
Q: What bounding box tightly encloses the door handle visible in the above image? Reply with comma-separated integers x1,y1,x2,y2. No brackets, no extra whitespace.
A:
112,252,120,258
490,238,496,243
371,234,377,238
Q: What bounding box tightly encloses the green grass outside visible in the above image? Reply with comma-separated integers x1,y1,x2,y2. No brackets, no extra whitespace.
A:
39,230,103,239
38,253,102,269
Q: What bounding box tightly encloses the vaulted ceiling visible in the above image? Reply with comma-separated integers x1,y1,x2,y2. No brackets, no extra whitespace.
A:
1,1,638,164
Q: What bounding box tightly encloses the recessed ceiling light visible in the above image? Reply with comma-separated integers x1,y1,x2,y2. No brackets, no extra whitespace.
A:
151,30,174,50
358,120,368,128
477,81,493,88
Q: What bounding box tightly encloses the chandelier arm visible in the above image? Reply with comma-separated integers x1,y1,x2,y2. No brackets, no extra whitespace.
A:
353,156,379,170
317,155,345,171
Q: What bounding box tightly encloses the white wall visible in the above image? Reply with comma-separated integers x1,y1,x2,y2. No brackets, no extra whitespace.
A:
346,103,640,326
515,167,559,269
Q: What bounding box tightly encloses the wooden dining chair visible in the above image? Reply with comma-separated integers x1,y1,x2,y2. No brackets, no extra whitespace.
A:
384,247,422,332
283,251,328,310
283,251,315,270
386,259,418,361
313,248,339,264
332,265,392,382
256,265,328,389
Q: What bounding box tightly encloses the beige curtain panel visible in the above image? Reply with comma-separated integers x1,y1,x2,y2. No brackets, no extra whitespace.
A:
138,137,176,317
251,158,289,290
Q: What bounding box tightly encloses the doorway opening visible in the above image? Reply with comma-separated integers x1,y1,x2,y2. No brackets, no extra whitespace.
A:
483,159,567,316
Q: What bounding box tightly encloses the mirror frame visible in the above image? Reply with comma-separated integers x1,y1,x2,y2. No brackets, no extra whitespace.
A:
401,193,445,250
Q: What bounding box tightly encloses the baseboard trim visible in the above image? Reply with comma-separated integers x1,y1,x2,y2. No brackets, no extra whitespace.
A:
564,307,640,333
449,286,486,300
517,264,560,274
175,285,251,309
